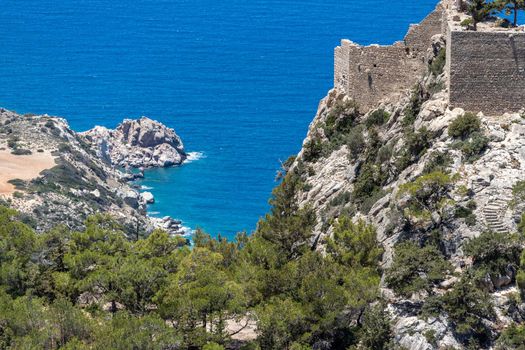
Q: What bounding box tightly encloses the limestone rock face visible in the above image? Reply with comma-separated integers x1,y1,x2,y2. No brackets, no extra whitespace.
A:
291,64,525,348
82,117,186,168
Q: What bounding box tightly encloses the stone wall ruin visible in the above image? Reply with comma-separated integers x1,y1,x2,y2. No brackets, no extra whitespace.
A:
335,0,525,115
334,3,444,111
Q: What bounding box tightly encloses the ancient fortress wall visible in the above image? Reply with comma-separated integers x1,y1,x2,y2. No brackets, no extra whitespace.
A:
335,0,525,115
447,28,525,114
334,4,444,111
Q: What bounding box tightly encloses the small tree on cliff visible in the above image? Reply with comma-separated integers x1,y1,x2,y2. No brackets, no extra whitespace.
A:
467,0,497,30
496,0,525,26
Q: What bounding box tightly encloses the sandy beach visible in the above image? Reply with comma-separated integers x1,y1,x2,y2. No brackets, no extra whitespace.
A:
0,150,56,196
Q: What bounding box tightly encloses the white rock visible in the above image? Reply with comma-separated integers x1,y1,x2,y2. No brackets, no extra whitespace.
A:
141,191,155,204
81,117,186,168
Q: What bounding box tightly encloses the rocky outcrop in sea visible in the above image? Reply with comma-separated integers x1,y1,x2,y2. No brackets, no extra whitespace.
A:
81,116,186,168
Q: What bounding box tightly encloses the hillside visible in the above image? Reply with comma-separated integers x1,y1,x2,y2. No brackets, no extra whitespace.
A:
289,33,525,348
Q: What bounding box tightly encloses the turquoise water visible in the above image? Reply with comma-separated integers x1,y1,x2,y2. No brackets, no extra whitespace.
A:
0,0,438,238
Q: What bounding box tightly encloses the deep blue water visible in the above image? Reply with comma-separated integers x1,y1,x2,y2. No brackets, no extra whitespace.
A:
0,0,438,238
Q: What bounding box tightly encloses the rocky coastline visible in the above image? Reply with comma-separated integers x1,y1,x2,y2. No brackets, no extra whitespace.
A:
82,117,190,236
0,109,189,238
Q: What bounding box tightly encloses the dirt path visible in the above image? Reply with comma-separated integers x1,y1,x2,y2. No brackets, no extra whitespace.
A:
0,150,56,196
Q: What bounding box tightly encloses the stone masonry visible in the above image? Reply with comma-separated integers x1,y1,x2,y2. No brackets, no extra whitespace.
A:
335,0,525,115
334,3,444,111
445,3,525,114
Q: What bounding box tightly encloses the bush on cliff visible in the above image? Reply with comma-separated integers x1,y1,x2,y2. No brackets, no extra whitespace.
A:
324,100,359,138
464,231,522,285
386,241,452,297
423,150,452,174
302,136,325,162
448,112,481,139
453,131,489,162
497,324,525,349
398,171,455,222
365,109,390,129
403,84,428,126
429,48,446,76
395,127,433,172
423,274,495,347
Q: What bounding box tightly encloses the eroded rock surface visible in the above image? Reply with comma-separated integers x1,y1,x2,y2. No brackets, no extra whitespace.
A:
82,117,186,168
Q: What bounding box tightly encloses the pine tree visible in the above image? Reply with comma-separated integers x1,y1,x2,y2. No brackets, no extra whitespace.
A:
496,0,525,26
467,0,497,30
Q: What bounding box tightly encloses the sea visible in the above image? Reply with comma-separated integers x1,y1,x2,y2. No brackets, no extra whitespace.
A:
0,0,439,239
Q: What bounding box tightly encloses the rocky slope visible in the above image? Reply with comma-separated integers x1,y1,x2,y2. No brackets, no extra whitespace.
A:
81,117,186,168
0,110,185,236
290,35,525,349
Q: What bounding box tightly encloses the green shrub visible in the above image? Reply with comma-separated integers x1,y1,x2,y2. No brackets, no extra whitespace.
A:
464,231,522,283
496,325,525,350
58,143,72,153
454,204,476,226
423,151,452,174
403,84,427,126
324,100,359,139
460,18,473,28
448,112,481,139
424,329,437,347
386,241,452,297
353,163,386,213
512,181,525,208
429,48,446,76
203,342,225,350
377,144,393,163
44,120,55,128
347,125,366,160
7,137,19,149
517,270,525,299
427,81,445,95
360,189,387,215
7,178,27,190
423,275,495,346
398,171,454,219
456,132,489,162
358,304,392,350
327,217,383,269
302,137,324,162
395,127,433,172
329,191,351,207
365,109,390,129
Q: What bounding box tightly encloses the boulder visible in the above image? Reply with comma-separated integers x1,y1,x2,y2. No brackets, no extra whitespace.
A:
141,191,155,204
121,189,140,208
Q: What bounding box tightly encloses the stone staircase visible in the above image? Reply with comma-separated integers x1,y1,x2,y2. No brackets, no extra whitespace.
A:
482,197,511,233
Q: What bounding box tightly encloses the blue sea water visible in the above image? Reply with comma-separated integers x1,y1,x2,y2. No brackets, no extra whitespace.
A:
0,0,438,239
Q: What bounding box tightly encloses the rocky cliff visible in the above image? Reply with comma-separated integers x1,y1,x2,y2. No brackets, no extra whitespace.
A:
290,33,525,349
81,117,186,168
0,110,185,236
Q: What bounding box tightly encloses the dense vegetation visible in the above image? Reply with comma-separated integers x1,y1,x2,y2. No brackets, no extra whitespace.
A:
0,164,388,350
